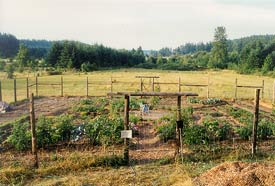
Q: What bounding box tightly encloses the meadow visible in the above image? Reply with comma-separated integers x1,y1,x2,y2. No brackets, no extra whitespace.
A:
0,69,274,104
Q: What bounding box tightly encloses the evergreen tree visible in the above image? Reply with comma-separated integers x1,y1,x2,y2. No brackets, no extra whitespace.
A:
262,54,273,73
16,44,29,69
209,26,228,68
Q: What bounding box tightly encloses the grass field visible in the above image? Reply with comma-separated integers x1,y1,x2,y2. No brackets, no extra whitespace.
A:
0,69,274,104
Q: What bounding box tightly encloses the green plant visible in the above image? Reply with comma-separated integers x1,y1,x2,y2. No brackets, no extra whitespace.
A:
156,115,176,142
52,114,74,142
5,64,14,79
235,125,252,140
184,125,209,145
7,121,31,151
258,119,273,140
36,116,54,148
149,96,160,109
85,115,124,146
129,114,141,124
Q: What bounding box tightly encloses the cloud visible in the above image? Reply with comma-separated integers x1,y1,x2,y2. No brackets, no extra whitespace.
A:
1,0,275,49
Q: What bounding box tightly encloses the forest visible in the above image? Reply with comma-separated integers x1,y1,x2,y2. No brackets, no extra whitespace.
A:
1,27,275,75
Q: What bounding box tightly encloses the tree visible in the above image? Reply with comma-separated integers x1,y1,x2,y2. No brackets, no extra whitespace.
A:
262,54,273,74
5,64,15,79
57,42,72,68
0,33,19,58
16,44,29,69
209,26,228,68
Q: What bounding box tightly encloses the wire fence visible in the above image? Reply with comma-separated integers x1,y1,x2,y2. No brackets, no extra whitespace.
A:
0,74,274,104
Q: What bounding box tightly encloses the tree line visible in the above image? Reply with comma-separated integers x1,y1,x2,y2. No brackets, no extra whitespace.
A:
1,29,275,76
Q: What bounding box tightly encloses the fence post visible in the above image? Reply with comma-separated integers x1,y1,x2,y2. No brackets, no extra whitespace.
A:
273,80,275,104
30,93,39,168
178,77,181,92
234,78,238,100
14,79,17,103
124,95,130,164
152,78,155,92
61,76,63,97
0,81,2,102
262,79,264,99
207,75,210,98
86,77,89,97
26,78,29,99
110,77,113,93
176,96,182,157
252,89,260,157
35,76,38,96
140,78,143,92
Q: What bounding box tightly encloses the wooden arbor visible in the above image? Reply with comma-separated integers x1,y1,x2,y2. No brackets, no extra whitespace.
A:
107,92,199,164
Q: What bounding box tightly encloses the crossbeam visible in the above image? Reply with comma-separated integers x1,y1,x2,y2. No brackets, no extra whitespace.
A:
107,92,198,97
135,76,160,78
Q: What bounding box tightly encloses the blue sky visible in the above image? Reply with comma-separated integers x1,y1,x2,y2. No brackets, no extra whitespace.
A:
1,0,275,49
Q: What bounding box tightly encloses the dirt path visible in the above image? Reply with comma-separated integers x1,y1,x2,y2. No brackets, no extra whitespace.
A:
0,96,82,125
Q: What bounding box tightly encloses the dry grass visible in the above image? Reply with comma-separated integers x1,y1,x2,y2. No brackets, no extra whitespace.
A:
0,150,193,186
0,69,274,103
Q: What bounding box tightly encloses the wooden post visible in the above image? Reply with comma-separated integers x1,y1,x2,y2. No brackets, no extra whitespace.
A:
262,79,264,99
178,77,181,92
14,79,17,103
35,76,38,96
30,93,38,168
273,80,275,104
111,77,113,93
252,89,260,157
234,78,238,100
26,78,29,99
124,95,130,164
140,78,143,92
86,77,89,97
61,76,63,97
175,96,182,156
207,75,210,98
152,78,155,92
0,81,2,102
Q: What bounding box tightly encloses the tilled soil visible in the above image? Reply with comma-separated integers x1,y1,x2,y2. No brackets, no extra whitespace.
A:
0,96,83,124
194,161,275,186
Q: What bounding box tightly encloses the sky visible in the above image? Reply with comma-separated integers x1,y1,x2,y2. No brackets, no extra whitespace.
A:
1,0,275,50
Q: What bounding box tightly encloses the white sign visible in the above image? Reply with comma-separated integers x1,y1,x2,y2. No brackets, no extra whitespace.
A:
121,130,132,139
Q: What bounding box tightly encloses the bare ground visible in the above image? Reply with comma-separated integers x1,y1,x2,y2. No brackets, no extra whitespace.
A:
0,96,83,125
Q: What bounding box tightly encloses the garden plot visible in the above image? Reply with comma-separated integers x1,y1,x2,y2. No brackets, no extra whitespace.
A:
1,96,275,185
0,96,83,125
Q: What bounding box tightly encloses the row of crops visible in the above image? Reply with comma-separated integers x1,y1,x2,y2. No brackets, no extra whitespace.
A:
155,98,275,147
1,96,275,154
0,97,149,152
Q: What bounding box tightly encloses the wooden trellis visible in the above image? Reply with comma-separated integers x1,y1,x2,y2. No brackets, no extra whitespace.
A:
107,91,198,164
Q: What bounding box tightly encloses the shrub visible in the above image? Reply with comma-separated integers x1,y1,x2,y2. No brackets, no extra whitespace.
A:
81,62,97,72
7,121,31,151
184,125,209,145
258,119,273,140
46,71,62,75
85,115,124,146
85,117,102,145
36,116,54,148
129,114,141,124
217,122,232,141
235,125,252,140
157,121,176,142
156,115,176,142
51,114,74,142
